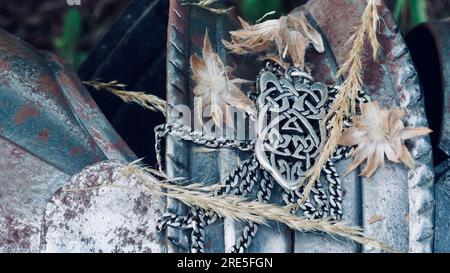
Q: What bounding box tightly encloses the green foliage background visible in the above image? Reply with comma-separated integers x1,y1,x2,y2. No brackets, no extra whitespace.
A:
53,0,432,68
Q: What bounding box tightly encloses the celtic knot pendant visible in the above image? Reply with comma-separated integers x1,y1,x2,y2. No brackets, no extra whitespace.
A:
255,67,329,190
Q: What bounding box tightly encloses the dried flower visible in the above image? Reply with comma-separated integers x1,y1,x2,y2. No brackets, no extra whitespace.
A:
339,102,432,177
191,31,256,128
223,10,324,69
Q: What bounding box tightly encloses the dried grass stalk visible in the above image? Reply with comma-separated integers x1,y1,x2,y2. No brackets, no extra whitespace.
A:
122,161,398,253
84,80,166,116
368,215,385,225
183,0,234,14
302,0,381,200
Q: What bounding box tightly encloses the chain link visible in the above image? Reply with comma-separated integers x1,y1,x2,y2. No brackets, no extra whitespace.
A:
229,169,274,253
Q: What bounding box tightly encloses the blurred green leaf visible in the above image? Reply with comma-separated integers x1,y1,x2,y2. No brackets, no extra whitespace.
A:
393,0,406,20
393,0,428,33
54,9,86,69
410,0,428,27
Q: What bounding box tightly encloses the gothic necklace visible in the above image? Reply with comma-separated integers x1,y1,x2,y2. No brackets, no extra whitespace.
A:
155,60,370,253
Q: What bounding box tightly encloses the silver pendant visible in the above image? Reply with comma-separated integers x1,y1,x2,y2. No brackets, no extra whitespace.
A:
255,67,329,190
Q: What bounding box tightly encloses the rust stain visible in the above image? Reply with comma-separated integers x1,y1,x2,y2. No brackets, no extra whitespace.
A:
37,129,50,142
35,74,65,102
1,215,32,250
70,147,81,157
14,105,39,125
112,138,127,151
56,71,97,109
191,32,204,51
0,59,11,71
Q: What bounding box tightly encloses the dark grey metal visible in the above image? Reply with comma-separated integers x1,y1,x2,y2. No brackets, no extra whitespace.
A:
435,165,450,253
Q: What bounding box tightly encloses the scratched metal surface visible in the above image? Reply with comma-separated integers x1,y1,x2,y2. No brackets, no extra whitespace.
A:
435,165,450,253
0,28,137,252
408,20,450,253
165,0,435,253
40,161,166,253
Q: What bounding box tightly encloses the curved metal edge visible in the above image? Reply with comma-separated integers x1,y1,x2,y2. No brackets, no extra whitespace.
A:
406,20,450,253
165,0,191,253
381,6,435,254
41,52,137,164
0,29,137,252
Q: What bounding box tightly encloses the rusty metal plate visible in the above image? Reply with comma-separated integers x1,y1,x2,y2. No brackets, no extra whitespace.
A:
0,28,136,252
164,0,434,253
0,29,135,174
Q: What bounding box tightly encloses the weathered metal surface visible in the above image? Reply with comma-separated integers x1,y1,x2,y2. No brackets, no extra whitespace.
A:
406,20,450,253
0,136,70,252
165,0,435,252
164,0,191,253
435,167,450,253
0,28,137,252
40,161,166,253
0,28,135,174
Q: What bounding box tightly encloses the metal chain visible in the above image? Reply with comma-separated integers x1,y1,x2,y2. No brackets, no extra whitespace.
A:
188,156,259,253
216,156,259,197
311,178,330,218
155,123,255,153
154,124,168,172
230,169,274,253
156,157,259,253
282,164,343,221
324,160,343,220
190,207,207,253
282,183,325,220
156,211,191,231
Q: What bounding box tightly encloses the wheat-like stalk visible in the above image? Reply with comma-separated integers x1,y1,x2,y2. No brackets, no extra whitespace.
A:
84,80,166,115
302,0,381,201
122,161,398,253
182,0,234,14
